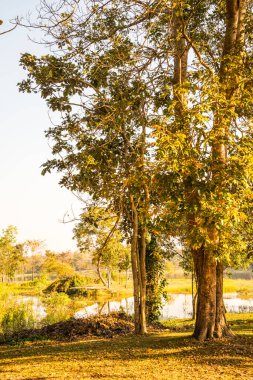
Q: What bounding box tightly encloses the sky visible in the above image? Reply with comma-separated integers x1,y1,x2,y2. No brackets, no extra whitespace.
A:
0,0,81,251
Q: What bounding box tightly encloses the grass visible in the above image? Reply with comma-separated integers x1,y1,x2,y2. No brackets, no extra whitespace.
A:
162,313,253,333
223,279,253,296
164,278,253,296
0,279,51,297
1,277,252,298
165,278,192,294
0,314,252,380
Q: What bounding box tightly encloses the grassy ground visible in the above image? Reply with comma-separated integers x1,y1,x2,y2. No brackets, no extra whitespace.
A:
2,277,253,297
0,314,252,380
223,278,253,295
164,278,253,295
0,280,134,299
0,279,51,296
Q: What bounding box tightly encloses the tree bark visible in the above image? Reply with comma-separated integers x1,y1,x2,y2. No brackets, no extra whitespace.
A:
138,226,147,333
192,246,234,339
214,262,234,338
107,268,111,289
191,270,197,320
129,195,147,334
130,194,141,334
97,257,108,288
193,247,217,340
125,268,128,288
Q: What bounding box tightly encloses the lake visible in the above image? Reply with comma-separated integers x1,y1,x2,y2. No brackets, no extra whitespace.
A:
19,293,253,322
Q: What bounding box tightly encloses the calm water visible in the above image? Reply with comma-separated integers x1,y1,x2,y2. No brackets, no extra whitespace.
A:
20,293,253,321
75,293,253,320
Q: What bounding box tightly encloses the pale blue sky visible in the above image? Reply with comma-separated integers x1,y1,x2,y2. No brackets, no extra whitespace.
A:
0,0,81,251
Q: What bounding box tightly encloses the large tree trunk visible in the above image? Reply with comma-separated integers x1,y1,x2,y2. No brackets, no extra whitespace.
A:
193,247,217,340
193,248,233,340
193,247,234,340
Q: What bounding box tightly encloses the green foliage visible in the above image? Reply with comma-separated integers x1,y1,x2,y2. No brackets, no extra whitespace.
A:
41,293,72,325
146,235,168,322
42,250,75,278
0,226,25,280
17,276,50,295
1,302,36,336
44,275,88,296
18,0,253,333
23,240,45,279
118,247,131,273
74,207,131,286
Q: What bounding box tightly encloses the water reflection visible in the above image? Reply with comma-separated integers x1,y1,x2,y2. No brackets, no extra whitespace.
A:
75,297,133,318
16,293,253,322
18,296,46,320
74,293,253,320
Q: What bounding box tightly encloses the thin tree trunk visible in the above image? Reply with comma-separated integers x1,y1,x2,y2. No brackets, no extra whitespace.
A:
191,269,197,320
107,268,111,289
193,292,197,321
97,258,108,288
125,268,128,288
130,194,141,333
138,226,147,334
214,262,233,337
132,109,148,334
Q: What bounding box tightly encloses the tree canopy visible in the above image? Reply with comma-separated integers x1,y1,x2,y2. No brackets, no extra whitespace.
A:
19,0,253,339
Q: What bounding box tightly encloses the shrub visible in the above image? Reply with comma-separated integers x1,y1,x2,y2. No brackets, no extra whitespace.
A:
1,302,36,335
44,275,88,296
41,292,72,325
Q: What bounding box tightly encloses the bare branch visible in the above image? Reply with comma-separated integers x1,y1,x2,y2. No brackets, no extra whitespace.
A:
0,18,18,36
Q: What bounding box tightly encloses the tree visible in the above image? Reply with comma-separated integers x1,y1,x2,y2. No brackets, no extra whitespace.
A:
19,0,253,339
0,226,24,281
74,207,131,289
24,240,45,280
43,250,75,278
118,245,131,288
19,0,158,333
145,234,168,322
156,0,253,340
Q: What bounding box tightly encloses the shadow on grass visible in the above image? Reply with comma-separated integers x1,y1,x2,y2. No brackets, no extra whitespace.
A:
229,317,253,333
0,330,252,363
0,316,252,380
